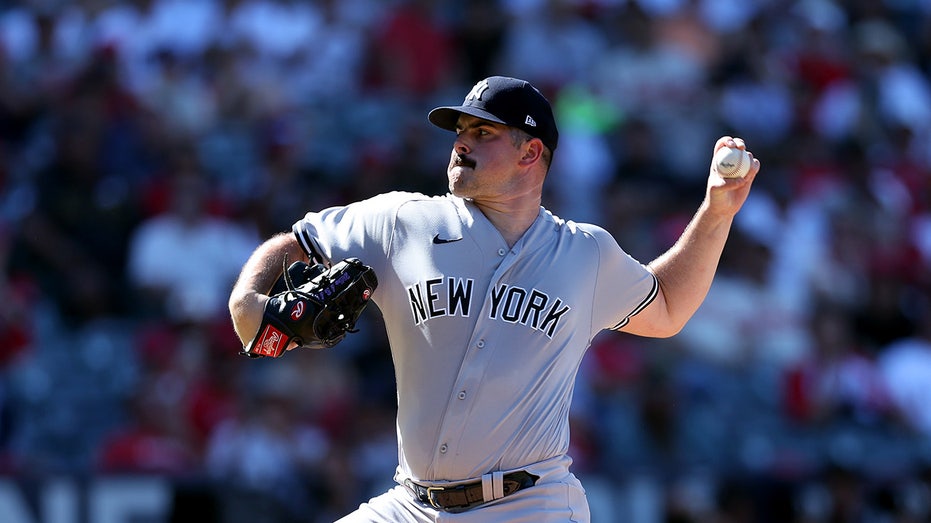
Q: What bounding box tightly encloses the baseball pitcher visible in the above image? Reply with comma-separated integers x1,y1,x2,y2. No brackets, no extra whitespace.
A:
228,76,760,522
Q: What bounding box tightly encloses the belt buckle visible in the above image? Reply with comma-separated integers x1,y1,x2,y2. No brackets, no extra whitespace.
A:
425,486,446,510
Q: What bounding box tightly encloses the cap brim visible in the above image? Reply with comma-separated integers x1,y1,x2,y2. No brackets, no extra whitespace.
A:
428,106,507,132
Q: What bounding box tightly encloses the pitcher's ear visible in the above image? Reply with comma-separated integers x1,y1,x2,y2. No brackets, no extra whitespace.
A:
520,138,543,164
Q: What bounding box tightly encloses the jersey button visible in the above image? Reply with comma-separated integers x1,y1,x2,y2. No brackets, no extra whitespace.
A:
457,391,467,400
497,248,507,256
439,444,448,454
476,340,485,349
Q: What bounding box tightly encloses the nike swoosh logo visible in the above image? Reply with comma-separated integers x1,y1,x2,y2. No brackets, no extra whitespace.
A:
432,234,463,244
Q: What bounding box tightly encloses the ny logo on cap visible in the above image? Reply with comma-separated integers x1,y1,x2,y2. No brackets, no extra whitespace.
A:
465,79,490,102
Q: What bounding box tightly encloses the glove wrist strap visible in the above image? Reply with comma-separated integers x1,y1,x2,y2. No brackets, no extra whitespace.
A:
242,320,293,358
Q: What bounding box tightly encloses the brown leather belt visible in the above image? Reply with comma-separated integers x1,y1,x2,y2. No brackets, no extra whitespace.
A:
405,471,539,513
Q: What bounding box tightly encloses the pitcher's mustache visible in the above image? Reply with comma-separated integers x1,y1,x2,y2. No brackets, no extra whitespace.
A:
455,154,476,169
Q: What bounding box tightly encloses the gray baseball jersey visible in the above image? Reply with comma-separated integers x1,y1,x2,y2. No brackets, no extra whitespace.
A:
292,191,657,484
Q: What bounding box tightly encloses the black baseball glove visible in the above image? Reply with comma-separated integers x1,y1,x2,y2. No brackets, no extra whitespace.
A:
240,258,378,358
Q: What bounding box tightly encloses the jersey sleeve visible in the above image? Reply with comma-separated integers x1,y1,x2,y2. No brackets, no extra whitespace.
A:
585,225,659,332
291,191,414,277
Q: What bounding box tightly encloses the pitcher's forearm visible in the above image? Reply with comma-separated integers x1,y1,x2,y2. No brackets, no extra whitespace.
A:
229,293,268,346
648,201,734,332
228,232,307,344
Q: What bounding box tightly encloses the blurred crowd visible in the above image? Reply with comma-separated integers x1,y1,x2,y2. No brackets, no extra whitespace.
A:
1,0,931,521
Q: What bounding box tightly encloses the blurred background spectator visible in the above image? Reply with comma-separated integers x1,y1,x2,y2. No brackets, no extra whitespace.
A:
1,0,931,521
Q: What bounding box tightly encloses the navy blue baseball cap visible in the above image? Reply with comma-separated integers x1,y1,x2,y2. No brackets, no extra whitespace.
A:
429,76,559,152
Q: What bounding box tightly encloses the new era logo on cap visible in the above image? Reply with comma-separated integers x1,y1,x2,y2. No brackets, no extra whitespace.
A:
428,76,559,152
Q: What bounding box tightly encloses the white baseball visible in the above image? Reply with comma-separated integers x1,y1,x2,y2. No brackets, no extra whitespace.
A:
714,147,752,179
